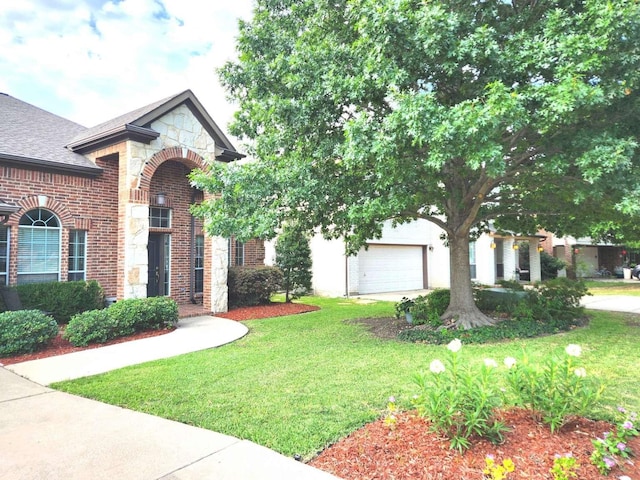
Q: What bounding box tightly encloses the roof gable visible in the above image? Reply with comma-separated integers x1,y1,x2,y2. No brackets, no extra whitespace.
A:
67,90,244,161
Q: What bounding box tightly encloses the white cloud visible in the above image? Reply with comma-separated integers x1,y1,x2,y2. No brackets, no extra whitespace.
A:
0,0,254,146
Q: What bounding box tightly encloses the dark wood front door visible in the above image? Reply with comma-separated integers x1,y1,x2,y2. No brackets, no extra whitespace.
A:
147,233,166,297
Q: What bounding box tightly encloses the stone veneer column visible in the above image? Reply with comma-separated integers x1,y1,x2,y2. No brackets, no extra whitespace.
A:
208,235,229,313
123,201,150,299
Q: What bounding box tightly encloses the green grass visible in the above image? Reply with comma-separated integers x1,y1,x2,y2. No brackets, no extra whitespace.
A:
53,296,640,460
585,279,640,296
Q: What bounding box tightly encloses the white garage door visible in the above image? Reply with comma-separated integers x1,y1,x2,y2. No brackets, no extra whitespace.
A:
358,245,424,294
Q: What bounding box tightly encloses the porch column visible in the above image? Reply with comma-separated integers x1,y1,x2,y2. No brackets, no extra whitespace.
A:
529,243,542,283
503,238,517,281
123,202,150,299
205,235,228,313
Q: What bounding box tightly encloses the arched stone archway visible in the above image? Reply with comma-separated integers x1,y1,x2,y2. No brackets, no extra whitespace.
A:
121,146,226,313
137,146,207,192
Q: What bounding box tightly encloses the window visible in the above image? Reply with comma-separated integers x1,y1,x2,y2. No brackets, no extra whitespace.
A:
149,207,171,228
68,230,87,281
0,226,8,286
194,235,204,293
235,240,244,266
469,241,477,279
17,209,60,284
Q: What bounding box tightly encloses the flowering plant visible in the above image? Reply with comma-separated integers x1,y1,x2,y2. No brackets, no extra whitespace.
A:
550,453,579,480
394,297,415,319
590,407,638,474
412,339,508,452
384,396,398,430
483,455,515,479
505,344,604,432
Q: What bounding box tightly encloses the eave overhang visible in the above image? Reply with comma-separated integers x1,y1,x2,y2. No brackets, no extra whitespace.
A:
0,153,103,176
67,124,160,154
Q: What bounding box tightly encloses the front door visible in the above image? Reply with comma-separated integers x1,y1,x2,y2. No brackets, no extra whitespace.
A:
148,233,168,297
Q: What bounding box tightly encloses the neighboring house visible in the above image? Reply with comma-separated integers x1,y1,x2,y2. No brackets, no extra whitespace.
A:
544,233,631,278
297,219,544,297
0,90,264,313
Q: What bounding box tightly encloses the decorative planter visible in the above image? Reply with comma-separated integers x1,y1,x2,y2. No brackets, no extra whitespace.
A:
405,312,413,324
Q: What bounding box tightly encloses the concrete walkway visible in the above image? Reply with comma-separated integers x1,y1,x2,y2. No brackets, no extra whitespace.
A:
1,315,341,480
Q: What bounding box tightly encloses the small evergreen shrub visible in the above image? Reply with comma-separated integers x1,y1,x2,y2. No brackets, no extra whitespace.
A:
275,224,313,302
64,297,178,347
16,280,104,324
0,310,58,356
426,289,450,316
541,251,568,280
228,266,283,307
410,295,443,327
63,309,122,347
143,296,179,329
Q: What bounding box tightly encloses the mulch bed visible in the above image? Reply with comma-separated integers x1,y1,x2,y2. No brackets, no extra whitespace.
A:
0,301,319,366
310,408,640,480
216,301,319,321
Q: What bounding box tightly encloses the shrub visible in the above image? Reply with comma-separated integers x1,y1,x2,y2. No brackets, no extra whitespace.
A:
63,309,122,347
143,296,179,329
228,266,283,307
529,277,589,321
541,251,568,280
410,298,442,327
476,287,528,314
407,290,449,327
64,297,178,347
16,280,104,324
0,310,58,356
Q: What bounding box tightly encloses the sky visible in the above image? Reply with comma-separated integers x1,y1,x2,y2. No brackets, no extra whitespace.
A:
0,0,255,147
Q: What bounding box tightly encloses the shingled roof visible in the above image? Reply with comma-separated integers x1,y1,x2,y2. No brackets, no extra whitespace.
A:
0,90,244,176
0,93,103,175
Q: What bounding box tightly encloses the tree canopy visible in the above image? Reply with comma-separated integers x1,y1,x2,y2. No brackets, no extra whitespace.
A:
191,0,640,328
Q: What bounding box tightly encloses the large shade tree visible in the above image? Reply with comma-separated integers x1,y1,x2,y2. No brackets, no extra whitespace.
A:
192,0,640,328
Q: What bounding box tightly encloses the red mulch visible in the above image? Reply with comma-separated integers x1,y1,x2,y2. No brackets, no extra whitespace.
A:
0,302,319,366
310,408,640,480
216,301,320,321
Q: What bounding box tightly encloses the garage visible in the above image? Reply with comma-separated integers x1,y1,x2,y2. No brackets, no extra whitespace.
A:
357,245,426,294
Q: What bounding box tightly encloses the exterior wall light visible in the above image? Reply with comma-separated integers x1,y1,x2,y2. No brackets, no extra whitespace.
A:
156,192,167,206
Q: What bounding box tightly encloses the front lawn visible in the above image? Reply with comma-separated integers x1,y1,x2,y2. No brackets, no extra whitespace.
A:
53,296,640,460
586,279,640,296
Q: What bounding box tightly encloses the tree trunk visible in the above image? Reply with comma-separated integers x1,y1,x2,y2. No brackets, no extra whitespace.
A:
442,232,495,329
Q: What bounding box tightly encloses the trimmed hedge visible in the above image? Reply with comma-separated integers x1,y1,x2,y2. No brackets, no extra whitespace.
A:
0,310,58,356
228,266,284,307
15,280,104,324
64,297,178,347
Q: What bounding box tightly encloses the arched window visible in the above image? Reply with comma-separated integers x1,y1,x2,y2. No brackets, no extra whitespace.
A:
18,208,61,284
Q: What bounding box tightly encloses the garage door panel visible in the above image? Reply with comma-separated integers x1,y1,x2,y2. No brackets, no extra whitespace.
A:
358,245,424,294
